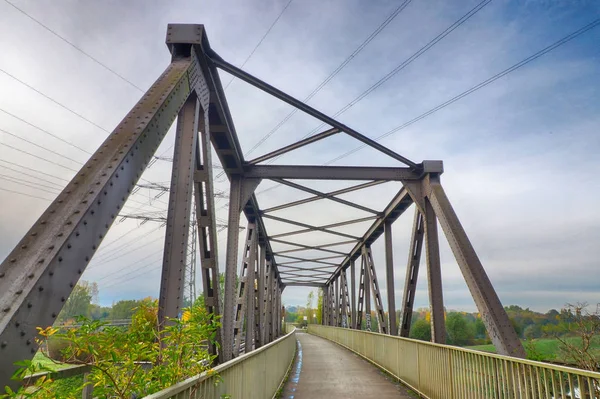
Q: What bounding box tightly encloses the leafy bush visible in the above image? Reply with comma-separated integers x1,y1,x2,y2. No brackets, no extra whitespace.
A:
2,300,220,399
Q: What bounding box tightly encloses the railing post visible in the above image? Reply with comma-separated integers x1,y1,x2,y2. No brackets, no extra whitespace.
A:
82,373,93,399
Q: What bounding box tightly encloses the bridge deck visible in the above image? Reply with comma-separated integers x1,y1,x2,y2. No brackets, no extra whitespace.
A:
282,332,416,398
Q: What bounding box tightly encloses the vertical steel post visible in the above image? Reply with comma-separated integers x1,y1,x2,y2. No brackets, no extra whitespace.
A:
233,222,257,355
341,270,349,328
364,253,372,331
399,209,425,338
328,284,335,326
268,267,275,341
427,178,525,357
271,271,278,338
363,246,388,334
424,198,446,343
350,260,357,329
194,110,222,360
323,285,328,325
158,95,200,325
222,177,242,361
356,256,366,329
334,276,340,327
384,221,398,336
245,232,257,352
276,286,282,337
257,245,266,347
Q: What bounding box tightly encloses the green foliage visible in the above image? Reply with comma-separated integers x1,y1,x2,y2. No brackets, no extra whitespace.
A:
316,288,323,325
410,319,431,341
56,281,98,323
110,299,145,320
3,300,220,399
524,339,546,361
446,313,475,346
285,311,298,322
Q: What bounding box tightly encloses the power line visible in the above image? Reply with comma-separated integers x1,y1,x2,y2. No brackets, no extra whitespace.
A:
0,127,85,165
0,174,62,193
223,0,295,90
93,249,164,282
324,17,600,165
0,159,70,182
101,263,162,290
89,234,165,267
293,0,492,150
254,0,490,195
0,142,79,172
243,0,413,158
90,226,163,265
2,0,145,93
0,163,67,187
0,186,53,201
0,67,110,133
0,108,92,154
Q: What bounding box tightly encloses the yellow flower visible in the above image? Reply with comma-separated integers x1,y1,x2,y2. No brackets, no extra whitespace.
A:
182,310,192,322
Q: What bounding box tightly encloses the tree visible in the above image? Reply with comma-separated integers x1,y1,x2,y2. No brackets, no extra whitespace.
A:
56,281,98,323
111,299,143,320
474,318,487,338
306,291,315,324
554,303,600,375
446,313,475,346
316,288,323,324
410,319,431,341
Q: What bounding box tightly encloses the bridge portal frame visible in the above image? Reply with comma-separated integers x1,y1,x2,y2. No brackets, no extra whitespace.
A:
0,22,526,389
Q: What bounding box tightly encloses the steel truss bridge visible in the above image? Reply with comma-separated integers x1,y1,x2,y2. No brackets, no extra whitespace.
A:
2,24,598,398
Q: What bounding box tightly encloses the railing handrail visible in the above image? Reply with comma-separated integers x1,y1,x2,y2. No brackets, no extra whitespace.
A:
320,325,600,379
143,327,297,399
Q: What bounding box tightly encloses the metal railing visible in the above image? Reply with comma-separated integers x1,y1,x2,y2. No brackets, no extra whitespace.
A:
143,327,297,399
309,325,600,399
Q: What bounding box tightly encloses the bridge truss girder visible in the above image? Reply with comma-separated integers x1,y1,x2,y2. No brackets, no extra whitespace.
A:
0,22,526,389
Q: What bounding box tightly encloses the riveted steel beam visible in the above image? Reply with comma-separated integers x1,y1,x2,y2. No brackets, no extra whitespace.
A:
269,238,358,252
334,276,340,327
341,269,350,328
264,214,374,240
233,222,257,355
207,51,419,168
424,198,446,344
384,221,398,336
0,53,197,387
363,246,387,334
350,260,357,329
261,181,385,213
159,95,200,326
194,106,222,360
399,209,425,338
276,264,337,272
246,165,422,181
248,128,340,165
327,187,414,284
356,256,366,330
284,282,326,288
427,177,525,357
271,178,379,214
256,244,266,348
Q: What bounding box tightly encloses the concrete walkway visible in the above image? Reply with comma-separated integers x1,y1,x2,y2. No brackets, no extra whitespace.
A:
281,332,416,399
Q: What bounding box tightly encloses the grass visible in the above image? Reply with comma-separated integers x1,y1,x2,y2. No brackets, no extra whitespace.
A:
32,351,68,371
467,337,600,364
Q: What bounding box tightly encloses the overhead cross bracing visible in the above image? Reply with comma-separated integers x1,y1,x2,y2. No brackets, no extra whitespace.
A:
0,22,530,389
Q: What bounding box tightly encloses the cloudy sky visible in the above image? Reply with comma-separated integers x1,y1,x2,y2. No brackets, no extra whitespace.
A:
0,0,599,314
